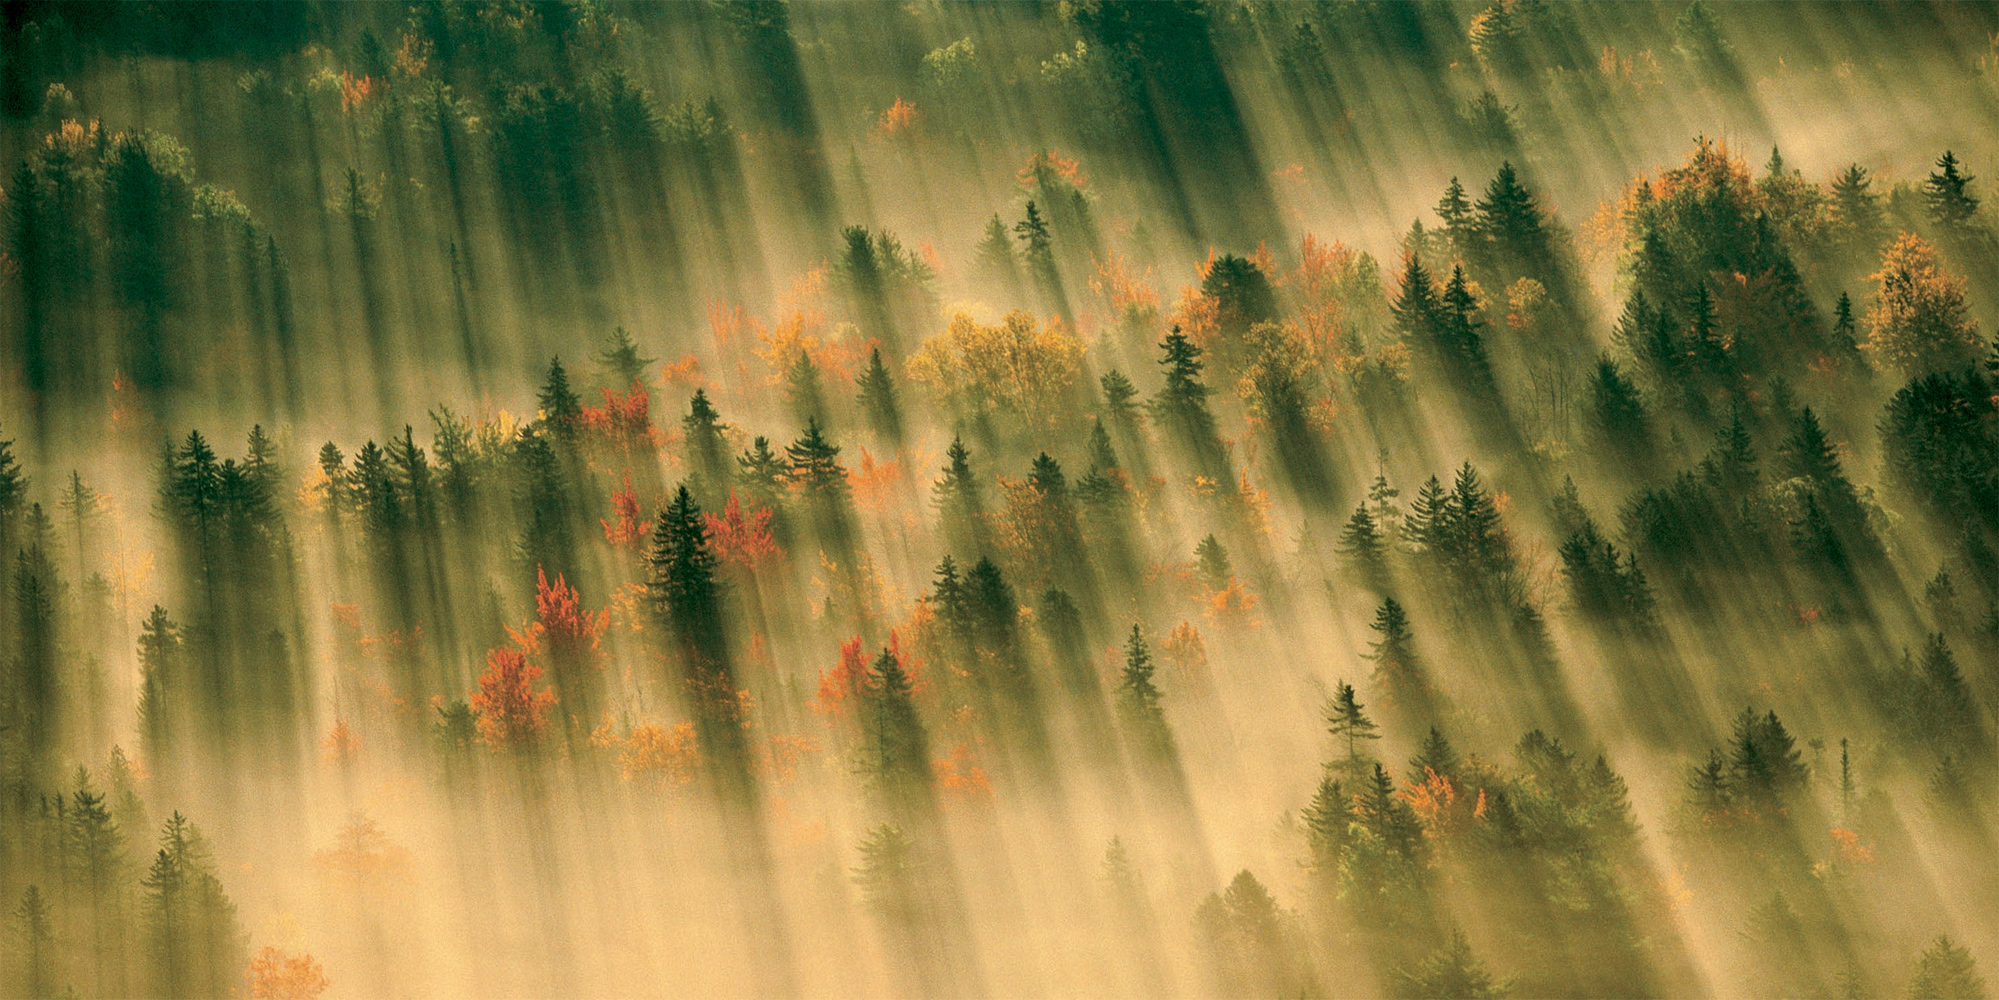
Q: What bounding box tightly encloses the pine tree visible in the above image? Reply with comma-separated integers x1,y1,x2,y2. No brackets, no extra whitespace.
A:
1831,291,1859,353
1085,419,1119,473
1394,929,1510,1000
1338,503,1388,590
1156,326,1211,412
1195,534,1232,590
1591,356,1651,462
1436,176,1475,257
1409,727,1463,785
1439,264,1493,383
537,356,582,438
859,646,931,803
784,350,825,423
1392,251,1441,339
854,347,904,446
1906,935,1985,1000
12,885,55,1000
1301,775,1351,876
975,213,1020,291
647,486,725,670
1117,625,1168,746
1923,151,1980,231
597,326,656,389
852,824,923,925
683,388,731,497
142,812,242,1000
136,606,183,766
1100,369,1141,430
1367,598,1426,703
1831,164,1887,256
735,436,787,510
1324,680,1380,777
1014,200,1060,298
786,418,850,502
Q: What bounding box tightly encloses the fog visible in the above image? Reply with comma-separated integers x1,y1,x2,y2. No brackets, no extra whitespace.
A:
1,3,1997,998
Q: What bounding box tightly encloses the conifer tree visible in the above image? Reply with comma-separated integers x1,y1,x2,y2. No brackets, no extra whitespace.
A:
1409,727,1463,785
537,356,582,438
785,350,825,424
1394,929,1511,1000
735,436,788,511
142,812,242,1000
1117,625,1170,754
859,646,930,804
597,326,656,389
1923,151,1980,231
1338,503,1388,591
933,435,985,556
647,486,725,670
11,885,55,1000
854,347,904,446
1906,936,1985,1000
1367,598,1426,704
1195,534,1232,590
974,213,1021,293
1324,680,1380,777
683,389,731,497
1831,164,1887,257
1100,369,1141,431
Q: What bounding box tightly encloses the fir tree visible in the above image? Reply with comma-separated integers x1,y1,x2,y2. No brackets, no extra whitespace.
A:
647,486,725,670
12,885,55,1000
537,356,582,438
1324,680,1380,777
854,347,904,446
859,646,931,804
1907,936,1985,1000
1831,163,1887,255
735,436,787,511
1195,534,1232,590
1394,929,1511,1000
1117,625,1169,752
683,388,732,498
1100,369,1141,430
1409,727,1463,785
784,350,825,424
597,326,656,389
1367,598,1426,704
786,418,850,501
1923,151,1980,231
142,813,242,1000
1338,503,1388,590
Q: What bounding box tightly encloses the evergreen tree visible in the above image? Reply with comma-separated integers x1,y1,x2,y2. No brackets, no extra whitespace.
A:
933,435,986,556
1100,369,1141,430
1436,176,1475,256
1906,936,1985,1000
647,486,726,670
1367,598,1426,705
735,436,787,510
852,824,923,926
1301,775,1351,877
1409,727,1463,785
1394,929,1511,1000
1325,680,1380,777
1392,251,1441,340
597,326,656,389
784,350,825,424
1339,503,1389,591
859,646,931,804
1831,163,1887,256
1117,625,1170,753
683,388,731,497
975,213,1021,293
1923,151,1980,231
854,347,904,446
1438,264,1494,383
1195,534,1232,590
786,418,851,504
1591,357,1652,463
142,813,242,1000
1014,200,1065,316
537,356,582,438
11,885,55,1000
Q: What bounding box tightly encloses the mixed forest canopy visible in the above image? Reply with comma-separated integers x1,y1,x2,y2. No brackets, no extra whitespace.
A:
3,1,1999,997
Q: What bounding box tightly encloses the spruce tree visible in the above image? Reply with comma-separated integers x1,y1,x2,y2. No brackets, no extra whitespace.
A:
683,389,731,497
854,347,904,446
537,356,582,438
1409,727,1463,785
1338,503,1388,590
1923,151,1980,231
647,486,725,670
12,886,55,1000
784,350,825,424
1367,598,1425,702
1906,936,1985,1000
1324,680,1380,777
597,326,656,389
1195,534,1232,590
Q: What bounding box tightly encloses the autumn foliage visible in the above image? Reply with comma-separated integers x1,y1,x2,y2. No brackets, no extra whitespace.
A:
471,647,556,750
245,946,329,1000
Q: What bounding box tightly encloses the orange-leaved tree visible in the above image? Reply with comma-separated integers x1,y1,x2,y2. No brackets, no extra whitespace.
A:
244,946,329,1000
471,647,556,750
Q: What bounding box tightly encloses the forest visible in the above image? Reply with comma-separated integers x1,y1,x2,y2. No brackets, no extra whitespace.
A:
1,1,1998,997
